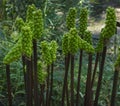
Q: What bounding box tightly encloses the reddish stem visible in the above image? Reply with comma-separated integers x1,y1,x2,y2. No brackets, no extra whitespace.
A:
70,54,75,106
84,54,92,106
91,53,100,88
26,58,33,106
33,39,39,106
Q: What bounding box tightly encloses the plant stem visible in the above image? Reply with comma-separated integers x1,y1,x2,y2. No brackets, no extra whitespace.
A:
6,64,12,106
91,53,100,88
94,46,107,106
49,62,54,106
26,58,33,106
33,39,39,106
84,54,92,106
110,67,119,106
66,81,70,106
40,84,45,106
61,54,70,106
30,56,34,99
70,54,75,106
76,50,83,106
46,65,50,106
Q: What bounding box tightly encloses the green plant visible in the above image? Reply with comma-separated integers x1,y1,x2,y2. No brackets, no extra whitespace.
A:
3,39,22,64
66,7,77,30
61,32,70,106
21,26,33,58
1,2,120,106
14,17,24,32
41,40,58,106
94,7,116,106
33,9,43,39
76,7,88,106
37,61,47,84
79,8,88,37
61,7,77,106
83,30,93,106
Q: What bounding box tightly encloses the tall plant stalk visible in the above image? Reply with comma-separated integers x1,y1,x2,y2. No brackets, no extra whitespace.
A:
33,40,39,106
91,53,100,88
26,58,33,106
70,54,75,106
93,7,116,106
76,50,83,106
66,80,70,106
84,54,92,106
110,67,119,106
61,54,70,106
22,56,28,105
6,65,12,106
94,46,107,106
